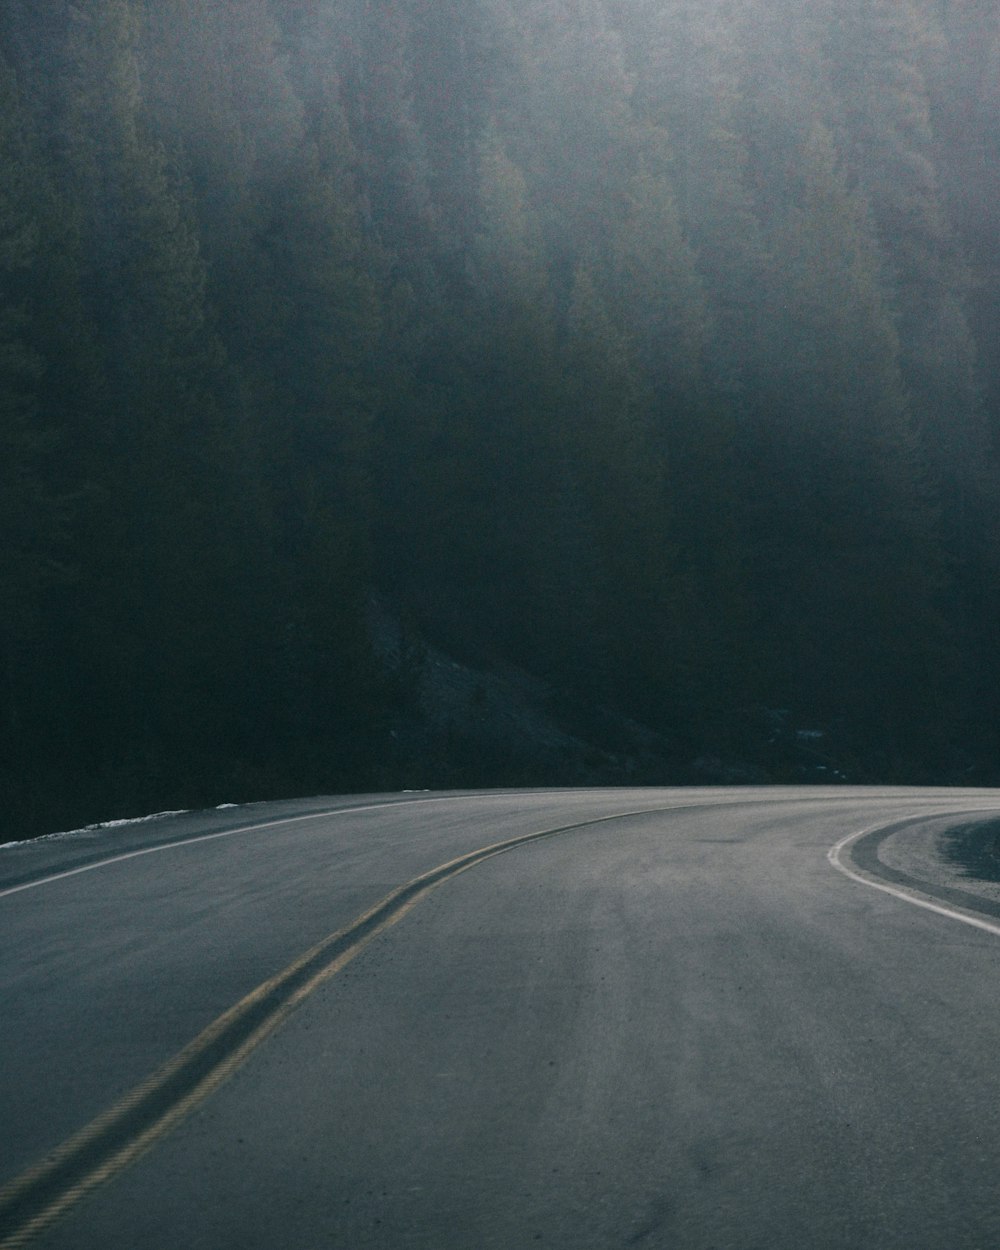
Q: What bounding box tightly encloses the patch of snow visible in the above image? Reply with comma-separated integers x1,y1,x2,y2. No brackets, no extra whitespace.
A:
215,803,239,810
92,810,190,830
0,808,190,851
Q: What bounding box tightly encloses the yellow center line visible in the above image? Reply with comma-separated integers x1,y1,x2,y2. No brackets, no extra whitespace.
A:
0,804,685,1249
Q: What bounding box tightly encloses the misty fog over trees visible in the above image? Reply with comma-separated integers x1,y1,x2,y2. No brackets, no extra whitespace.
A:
2,0,1000,834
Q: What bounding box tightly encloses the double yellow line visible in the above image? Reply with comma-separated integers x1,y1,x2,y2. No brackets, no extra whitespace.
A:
0,807,660,1248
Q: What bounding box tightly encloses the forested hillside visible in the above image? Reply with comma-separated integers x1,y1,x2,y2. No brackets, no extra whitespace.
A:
2,0,999,834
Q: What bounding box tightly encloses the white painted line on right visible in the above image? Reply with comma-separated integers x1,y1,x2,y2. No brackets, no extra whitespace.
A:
828,814,1000,939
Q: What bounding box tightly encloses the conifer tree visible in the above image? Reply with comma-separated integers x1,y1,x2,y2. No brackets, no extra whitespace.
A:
0,54,53,691
754,124,950,731
41,0,253,784
496,0,636,274
827,0,988,548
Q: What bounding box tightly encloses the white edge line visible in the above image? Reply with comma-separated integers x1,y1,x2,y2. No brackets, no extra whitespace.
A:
0,790,742,901
0,795,493,900
0,788,685,901
828,815,1000,939
14,793,1000,912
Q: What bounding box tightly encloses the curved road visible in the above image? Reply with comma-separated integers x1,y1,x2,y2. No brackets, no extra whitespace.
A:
4,786,1000,1248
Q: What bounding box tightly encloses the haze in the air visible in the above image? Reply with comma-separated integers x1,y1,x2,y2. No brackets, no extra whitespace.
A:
2,0,999,836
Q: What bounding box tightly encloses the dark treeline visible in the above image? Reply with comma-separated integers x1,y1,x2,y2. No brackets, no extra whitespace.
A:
2,0,1000,834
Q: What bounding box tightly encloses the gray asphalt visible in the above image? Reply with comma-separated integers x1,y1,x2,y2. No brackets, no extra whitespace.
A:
5,787,1000,1249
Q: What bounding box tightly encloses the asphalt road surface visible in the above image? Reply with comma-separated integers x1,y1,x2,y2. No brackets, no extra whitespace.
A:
4,786,1000,1249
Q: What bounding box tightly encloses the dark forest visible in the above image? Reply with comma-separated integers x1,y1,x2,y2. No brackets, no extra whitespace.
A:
2,0,1000,836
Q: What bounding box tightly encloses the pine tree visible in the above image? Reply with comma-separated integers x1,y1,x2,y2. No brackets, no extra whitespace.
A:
0,54,53,652
406,0,497,257
753,124,951,734
0,47,87,821
37,0,255,790
494,0,636,275
827,0,988,550
144,0,390,775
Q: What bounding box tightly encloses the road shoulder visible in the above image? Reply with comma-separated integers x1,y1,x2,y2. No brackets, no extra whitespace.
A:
848,812,1000,923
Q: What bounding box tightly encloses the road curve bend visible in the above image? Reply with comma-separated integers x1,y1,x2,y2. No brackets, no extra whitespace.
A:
3,786,1000,1249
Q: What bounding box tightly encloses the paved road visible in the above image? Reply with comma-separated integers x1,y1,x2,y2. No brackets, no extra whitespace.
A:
4,787,1000,1249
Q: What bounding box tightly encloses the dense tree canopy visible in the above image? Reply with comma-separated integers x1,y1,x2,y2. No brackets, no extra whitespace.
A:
2,0,999,834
